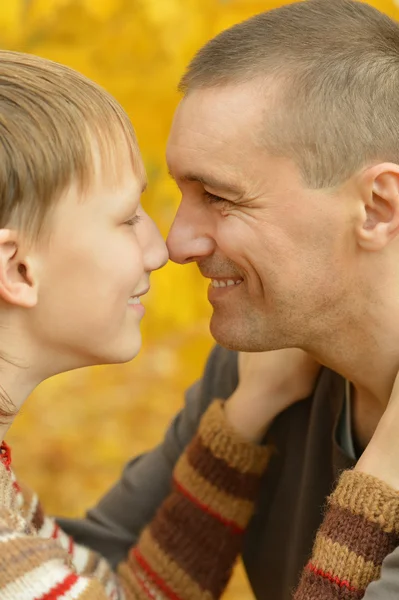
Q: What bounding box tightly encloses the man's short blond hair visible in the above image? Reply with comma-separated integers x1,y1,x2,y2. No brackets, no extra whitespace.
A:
179,0,399,188
0,50,140,238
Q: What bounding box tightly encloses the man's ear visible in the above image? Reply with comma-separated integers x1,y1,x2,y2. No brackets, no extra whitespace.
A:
0,229,38,308
357,163,399,251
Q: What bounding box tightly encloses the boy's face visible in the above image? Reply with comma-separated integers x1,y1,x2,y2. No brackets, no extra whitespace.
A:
26,142,168,373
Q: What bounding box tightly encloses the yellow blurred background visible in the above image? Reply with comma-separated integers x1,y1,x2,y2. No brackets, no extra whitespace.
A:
3,0,399,597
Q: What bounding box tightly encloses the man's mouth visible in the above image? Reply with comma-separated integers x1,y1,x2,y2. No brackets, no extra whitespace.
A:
210,278,243,288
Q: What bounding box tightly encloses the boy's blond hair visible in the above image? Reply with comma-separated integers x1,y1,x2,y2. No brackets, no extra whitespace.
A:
0,50,140,237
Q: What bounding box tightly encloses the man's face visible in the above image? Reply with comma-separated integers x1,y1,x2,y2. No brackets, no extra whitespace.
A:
166,83,357,352
28,141,168,373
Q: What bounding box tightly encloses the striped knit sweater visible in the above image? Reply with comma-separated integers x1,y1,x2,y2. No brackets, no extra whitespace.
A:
0,400,271,600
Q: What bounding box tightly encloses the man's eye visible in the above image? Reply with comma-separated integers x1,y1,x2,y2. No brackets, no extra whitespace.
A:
124,215,142,226
203,190,229,204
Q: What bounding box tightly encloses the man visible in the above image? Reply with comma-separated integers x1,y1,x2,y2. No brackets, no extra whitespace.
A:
60,1,399,598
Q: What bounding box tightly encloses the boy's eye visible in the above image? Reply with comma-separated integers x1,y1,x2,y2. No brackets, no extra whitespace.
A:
125,215,142,226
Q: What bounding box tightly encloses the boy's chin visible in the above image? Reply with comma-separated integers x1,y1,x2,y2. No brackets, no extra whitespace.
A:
84,338,142,368
106,342,142,365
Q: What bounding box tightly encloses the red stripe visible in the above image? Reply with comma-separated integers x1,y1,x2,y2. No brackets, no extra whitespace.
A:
173,477,244,534
132,548,183,600
36,572,78,600
12,480,21,493
307,562,361,593
51,523,60,540
68,535,74,555
0,441,11,470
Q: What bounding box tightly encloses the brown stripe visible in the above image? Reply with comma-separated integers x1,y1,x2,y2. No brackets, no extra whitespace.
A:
78,579,109,600
31,500,45,532
82,550,103,578
320,504,398,565
185,434,261,500
149,491,241,597
129,530,205,600
0,532,67,589
331,471,399,534
198,400,271,475
311,533,381,591
174,454,255,530
295,568,364,600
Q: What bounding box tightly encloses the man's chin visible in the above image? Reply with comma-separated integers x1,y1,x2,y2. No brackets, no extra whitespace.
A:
209,313,250,352
209,311,283,352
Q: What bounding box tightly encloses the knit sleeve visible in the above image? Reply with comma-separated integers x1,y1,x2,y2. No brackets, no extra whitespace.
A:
118,399,271,599
0,399,271,600
294,470,399,600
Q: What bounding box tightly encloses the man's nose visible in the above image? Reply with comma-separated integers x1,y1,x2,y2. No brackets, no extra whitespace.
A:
166,201,215,264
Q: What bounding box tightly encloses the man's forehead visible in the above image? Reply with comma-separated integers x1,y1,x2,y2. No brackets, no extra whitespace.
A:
170,85,265,144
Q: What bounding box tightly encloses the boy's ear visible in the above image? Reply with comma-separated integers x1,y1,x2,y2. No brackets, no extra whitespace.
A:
0,229,38,308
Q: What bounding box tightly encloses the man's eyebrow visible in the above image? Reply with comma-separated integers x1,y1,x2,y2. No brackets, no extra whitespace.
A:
168,169,242,195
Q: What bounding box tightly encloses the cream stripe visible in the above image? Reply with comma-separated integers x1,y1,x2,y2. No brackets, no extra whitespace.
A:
311,533,381,590
175,453,255,529
39,515,56,538
57,527,73,552
71,543,91,574
0,558,72,599
0,530,24,543
0,467,16,508
26,493,39,525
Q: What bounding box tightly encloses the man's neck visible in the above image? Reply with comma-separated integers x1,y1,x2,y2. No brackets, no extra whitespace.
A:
310,315,399,448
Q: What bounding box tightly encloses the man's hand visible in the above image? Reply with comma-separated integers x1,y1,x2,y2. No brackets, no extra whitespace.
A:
225,349,321,443
356,370,399,490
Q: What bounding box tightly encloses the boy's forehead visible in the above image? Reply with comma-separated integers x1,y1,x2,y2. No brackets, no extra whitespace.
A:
92,136,147,189
89,124,144,172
